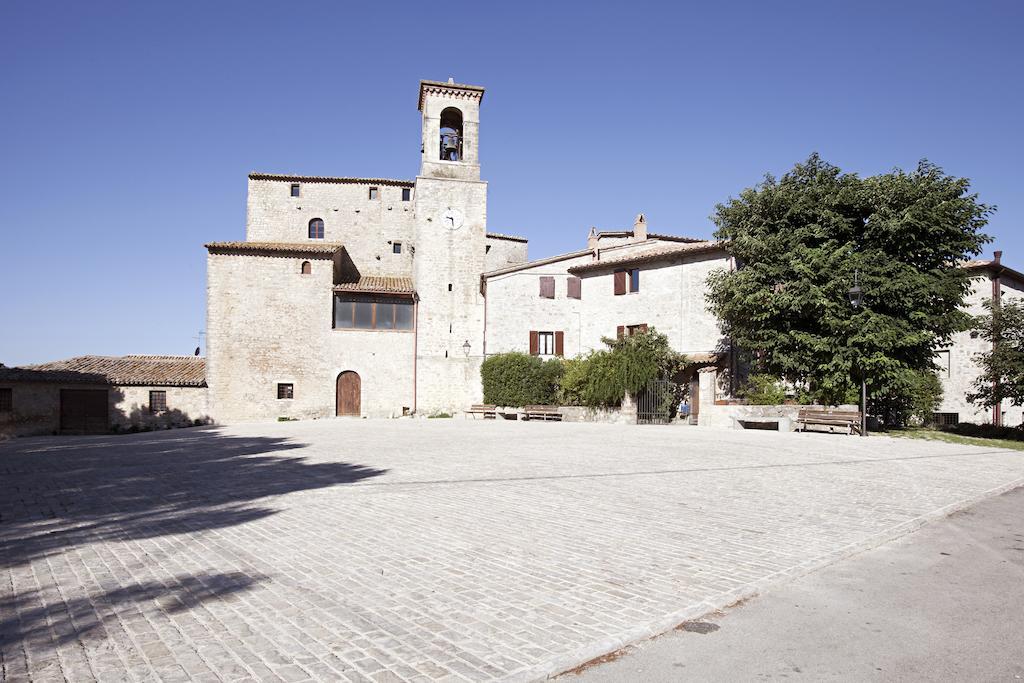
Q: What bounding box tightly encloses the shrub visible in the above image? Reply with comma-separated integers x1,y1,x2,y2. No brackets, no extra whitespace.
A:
872,368,943,428
739,374,786,405
480,352,563,407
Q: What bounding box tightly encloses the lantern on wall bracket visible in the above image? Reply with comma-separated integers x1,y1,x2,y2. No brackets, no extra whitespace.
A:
462,340,471,357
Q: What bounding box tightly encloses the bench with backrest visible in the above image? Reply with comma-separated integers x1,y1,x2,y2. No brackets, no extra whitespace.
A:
796,408,862,435
464,404,497,419
523,405,563,421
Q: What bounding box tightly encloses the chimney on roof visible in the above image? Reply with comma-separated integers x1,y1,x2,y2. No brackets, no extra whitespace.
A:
633,213,647,242
587,227,599,254
994,250,1003,264
448,77,455,83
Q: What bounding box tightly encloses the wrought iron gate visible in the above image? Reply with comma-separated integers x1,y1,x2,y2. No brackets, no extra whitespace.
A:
637,380,672,424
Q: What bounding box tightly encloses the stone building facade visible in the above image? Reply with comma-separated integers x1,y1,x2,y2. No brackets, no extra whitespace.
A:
934,255,1024,426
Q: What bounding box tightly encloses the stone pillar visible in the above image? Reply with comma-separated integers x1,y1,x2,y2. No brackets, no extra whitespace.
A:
698,367,717,427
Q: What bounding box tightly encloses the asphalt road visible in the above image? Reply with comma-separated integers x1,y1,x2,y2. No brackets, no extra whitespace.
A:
568,485,1024,682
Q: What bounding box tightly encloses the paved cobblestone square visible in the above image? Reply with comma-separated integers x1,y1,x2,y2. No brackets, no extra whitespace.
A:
3,421,1023,681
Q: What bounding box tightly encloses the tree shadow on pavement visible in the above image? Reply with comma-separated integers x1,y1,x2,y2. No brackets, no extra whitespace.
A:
0,427,387,569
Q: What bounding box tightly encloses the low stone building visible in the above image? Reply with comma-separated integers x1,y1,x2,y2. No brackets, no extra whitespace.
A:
0,355,209,437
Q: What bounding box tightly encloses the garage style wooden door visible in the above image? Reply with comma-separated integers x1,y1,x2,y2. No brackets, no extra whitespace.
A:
60,389,109,434
336,372,361,416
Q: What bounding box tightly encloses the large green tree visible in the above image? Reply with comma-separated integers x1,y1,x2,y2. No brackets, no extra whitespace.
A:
707,154,992,424
968,299,1024,411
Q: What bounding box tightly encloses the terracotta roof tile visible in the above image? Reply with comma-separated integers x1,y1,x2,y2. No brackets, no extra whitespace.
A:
568,241,728,274
333,276,415,295
0,355,206,387
205,241,342,255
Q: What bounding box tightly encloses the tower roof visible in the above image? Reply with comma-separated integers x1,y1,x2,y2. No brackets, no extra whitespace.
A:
418,79,485,111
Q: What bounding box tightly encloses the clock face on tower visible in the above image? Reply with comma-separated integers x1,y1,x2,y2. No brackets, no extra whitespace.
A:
442,207,465,230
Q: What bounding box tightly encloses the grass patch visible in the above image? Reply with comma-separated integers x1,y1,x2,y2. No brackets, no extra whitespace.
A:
889,427,1024,451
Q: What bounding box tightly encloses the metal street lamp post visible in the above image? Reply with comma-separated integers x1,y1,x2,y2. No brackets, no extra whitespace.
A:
848,271,867,437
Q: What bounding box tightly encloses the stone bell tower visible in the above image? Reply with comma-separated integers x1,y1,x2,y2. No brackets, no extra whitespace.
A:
413,79,488,413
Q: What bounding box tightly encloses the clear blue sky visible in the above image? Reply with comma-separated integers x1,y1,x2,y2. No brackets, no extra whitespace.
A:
1,1,1021,366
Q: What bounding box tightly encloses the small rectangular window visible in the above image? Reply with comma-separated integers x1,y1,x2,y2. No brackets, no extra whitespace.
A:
0,388,11,412
277,383,294,399
935,350,951,378
148,390,167,413
629,269,640,293
932,412,959,426
290,183,300,197
626,323,648,337
401,188,411,201
368,187,379,200
567,276,582,299
393,242,402,254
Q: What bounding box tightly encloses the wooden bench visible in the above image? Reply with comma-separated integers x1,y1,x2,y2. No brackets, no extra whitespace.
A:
796,408,862,435
523,405,563,421
464,404,497,419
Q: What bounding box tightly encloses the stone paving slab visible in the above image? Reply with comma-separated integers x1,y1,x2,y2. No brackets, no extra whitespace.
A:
2,420,1023,682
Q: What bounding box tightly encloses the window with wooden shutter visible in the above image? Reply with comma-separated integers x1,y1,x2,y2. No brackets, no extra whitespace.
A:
617,325,625,339
614,271,626,295
555,331,564,357
567,277,581,299
539,276,555,299
529,330,539,355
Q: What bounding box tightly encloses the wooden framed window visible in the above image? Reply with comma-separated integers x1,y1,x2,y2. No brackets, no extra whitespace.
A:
401,188,411,201
149,390,167,413
290,183,300,197
529,330,563,356
277,383,294,399
539,276,555,299
333,295,414,331
567,276,581,299
301,261,311,275
308,218,324,239
0,387,11,412
393,242,402,254
368,187,379,200
614,269,639,294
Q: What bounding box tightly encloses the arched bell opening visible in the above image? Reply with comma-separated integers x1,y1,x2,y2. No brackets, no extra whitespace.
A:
439,107,463,161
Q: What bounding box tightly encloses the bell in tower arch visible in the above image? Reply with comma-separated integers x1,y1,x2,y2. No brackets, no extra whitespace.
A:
439,107,463,162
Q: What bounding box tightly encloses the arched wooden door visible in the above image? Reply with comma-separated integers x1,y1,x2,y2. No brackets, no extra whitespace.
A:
336,371,361,416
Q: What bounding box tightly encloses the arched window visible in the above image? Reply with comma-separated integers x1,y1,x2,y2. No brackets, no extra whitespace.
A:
308,218,324,239
439,107,463,161
300,261,311,275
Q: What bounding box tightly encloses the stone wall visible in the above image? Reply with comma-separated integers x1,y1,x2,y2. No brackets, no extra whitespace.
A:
0,382,210,438
484,235,528,271
245,177,416,279
206,250,415,422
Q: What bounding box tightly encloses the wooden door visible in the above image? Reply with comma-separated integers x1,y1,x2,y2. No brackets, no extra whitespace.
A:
60,389,108,434
336,372,361,416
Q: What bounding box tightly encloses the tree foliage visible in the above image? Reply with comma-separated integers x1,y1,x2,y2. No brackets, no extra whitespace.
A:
707,154,991,424
967,298,1024,410
557,329,687,407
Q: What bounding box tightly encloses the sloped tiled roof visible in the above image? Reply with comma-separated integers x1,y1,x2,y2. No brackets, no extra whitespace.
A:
568,241,728,274
248,173,414,187
205,241,342,255
0,355,206,387
333,276,415,295
963,258,1024,284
